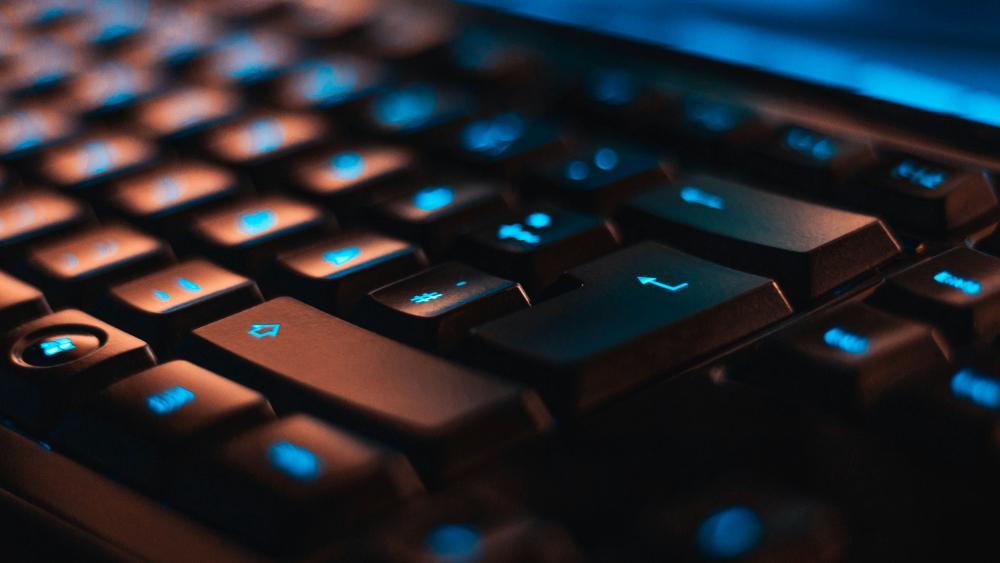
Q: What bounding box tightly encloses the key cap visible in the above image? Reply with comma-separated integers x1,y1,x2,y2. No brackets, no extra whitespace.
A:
106,161,242,237
670,95,771,161
532,144,674,214
63,60,163,119
38,132,157,192
203,111,327,184
182,297,552,477
23,223,174,307
66,0,148,46
0,107,78,161
458,204,620,293
746,304,950,410
362,4,454,61
0,189,92,255
472,242,793,411
372,180,512,257
290,145,416,215
0,270,50,332
0,309,154,432
448,26,544,86
621,174,901,301
750,124,877,188
274,55,389,113
574,68,677,135
853,155,998,233
171,414,423,553
364,83,475,139
357,262,530,352
5,37,87,95
133,86,243,144
55,360,274,490
125,5,218,68
871,247,1000,342
200,29,298,88
277,0,378,40
269,231,426,313
6,0,86,28
99,259,262,358
450,112,565,173
190,195,332,276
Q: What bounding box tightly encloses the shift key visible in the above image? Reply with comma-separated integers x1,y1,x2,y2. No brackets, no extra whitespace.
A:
182,297,551,479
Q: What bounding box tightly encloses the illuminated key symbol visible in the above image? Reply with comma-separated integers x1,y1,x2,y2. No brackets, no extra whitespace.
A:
680,186,725,210
497,223,540,244
411,292,443,304
330,152,366,180
933,270,981,295
177,277,201,292
951,369,1000,410
323,246,361,266
80,140,117,175
146,386,195,416
413,186,454,211
784,128,836,161
892,160,947,190
40,337,76,357
248,323,280,338
154,176,183,205
524,212,552,229
93,239,118,258
153,290,171,302
636,276,688,292
269,441,322,481
238,209,277,235
245,118,284,155
823,327,869,355
302,61,358,101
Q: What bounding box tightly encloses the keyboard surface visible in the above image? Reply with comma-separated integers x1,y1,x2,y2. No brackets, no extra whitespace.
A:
1,1,1000,562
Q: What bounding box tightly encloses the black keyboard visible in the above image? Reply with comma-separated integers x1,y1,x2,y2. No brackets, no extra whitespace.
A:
1,1,999,562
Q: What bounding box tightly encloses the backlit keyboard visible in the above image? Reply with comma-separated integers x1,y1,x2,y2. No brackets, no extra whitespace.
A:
1,1,999,562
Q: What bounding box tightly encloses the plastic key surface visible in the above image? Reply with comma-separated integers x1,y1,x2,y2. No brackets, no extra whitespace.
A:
39,133,157,191
0,189,92,254
0,270,50,332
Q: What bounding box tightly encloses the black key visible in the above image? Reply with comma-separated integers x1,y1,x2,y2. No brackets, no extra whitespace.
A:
38,132,157,192
364,83,475,139
372,180,512,257
448,26,544,86
100,259,263,357
450,112,565,174
357,262,530,352
575,68,677,135
203,111,328,183
472,242,793,411
750,124,877,188
290,145,416,214
190,195,332,276
670,95,771,161
133,86,243,144
871,247,1000,342
274,55,389,113
270,231,426,313
747,304,950,410
853,155,998,233
199,29,298,88
183,297,552,477
106,161,242,236
0,309,155,432
532,144,674,214
0,107,78,161
622,175,901,301
458,204,620,293
63,60,163,119
172,414,422,553
0,189,92,254
0,270,50,332
23,223,174,307
54,360,274,490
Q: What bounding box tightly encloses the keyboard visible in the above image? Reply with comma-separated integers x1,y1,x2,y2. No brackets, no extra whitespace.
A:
1,1,999,561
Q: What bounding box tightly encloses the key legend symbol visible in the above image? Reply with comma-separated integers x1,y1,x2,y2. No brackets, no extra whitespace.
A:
248,323,281,339
411,292,444,304
636,276,689,292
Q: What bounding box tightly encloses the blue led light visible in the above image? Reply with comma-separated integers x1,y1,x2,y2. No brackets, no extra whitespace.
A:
146,386,195,416
40,337,76,357
461,113,525,155
299,61,358,102
330,152,366,180
80,140,116,175
680,186,725,210
455,281,467,287
248,323,281,339
784,127,837,161
565,160,590,181
951,369,1000,410
525,212,552,229
245,118,285,155
237,209,277,235
933,270,981,295
497,223,541,244
269,441,322,481
373,85,438,128
685,100,740,132
177,277,201,292
891,160,947,190
594,147,619,171
323,246,362,266
411,292,444,304
589,70,637,106
413,186,454,211
637,276,688,292
696,506,763,559
823,327,869,355
153,290,170,302
426,524,482,560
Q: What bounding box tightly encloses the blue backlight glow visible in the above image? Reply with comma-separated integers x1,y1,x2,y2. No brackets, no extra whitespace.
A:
330,151,366,180
684,99,741,132
951,369,1000,410
269,441,322,481
696,506,763,559
153,290,170,302
411,292,444,304
594,147,619,171
588,70,637,106
80,140,116,175
461,113,525,155
637,276,688,292
238,209,277,235
299,60,358,102
146,386,195,416
933,270,981,295
565,160,590,181
891,160,947,190
497,223,541,244
426,524,482,560
413,186,454,211
248,323,281,339
784,127,837,161
40,337,76,357
373,85,437,129
525,212,552,229
245,118,285,155
323,246,362,266
177,277,201,292
680,186,725,210
823,327,869,355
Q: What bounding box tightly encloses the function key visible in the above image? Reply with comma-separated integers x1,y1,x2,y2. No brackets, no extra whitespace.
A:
190,195,332,276
63,61,163,119
459,204,620,293
872,247,1000,342
270,231,425,314
450,112,565,173
0,108,78,161
100,259,263,357
290,145,416,214
750,125,877,189
277,0,379,40
171,414,422,552
203,111,328,178
0,189,92,254
372,180,512,256
364,83,475,139
361,4,454,61
55,360,275,490
133,86,243,144
854,156,998,234
357,262,530,352
24,223,173,307
274,55,389,112
200,29,299,88
0,309,154,432
0,270,50,332
38,133,157,192
532,144,674,213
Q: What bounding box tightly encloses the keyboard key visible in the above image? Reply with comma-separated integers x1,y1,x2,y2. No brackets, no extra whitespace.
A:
0,189,92,254
357,262,530,351
200,29,298,87
201,0,286,22
290,145,416,214
270,231,426,313
448,26,543,85
854,155,998,233
362,4,454,61
0,309,154,431
274,55,389,112
364,83,475,139
472,242,792,411
871,247,1000,342
203,111,327,182
450,112,565,173
125,5,218,68
67,0,148,46
24,223,174,307
133,86,243,144
458,204,620,292
747,304,950,410
575,68,676,134
64,61,163,118
172,414,422,552
4,37,87,95
100,259,263,357
372,180,512,257
183,297,552,477
278,0,378,40
0,270,50,332
190,195,332,276
622,175,901,301
670,95,771,160
39,133,157,191
55,360,274,490
750,124,877,188
0,107,78,161
533,144,674,213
